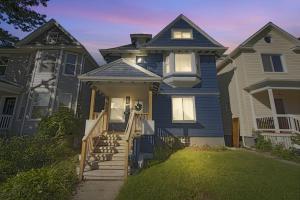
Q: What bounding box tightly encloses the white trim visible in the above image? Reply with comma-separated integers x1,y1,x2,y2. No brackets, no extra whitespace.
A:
62,52,78,77
74,54,85,115
250,86,300,94
171,96,196,123
249,94,257,130
268,89,280,132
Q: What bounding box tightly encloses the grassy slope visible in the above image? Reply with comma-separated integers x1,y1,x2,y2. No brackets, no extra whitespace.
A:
117,149,300,200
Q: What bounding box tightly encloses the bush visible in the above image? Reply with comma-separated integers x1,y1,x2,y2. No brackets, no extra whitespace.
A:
271,144,299,162
38,108,82,138
255,134,272,151
0,159,77,200
0,135,74,182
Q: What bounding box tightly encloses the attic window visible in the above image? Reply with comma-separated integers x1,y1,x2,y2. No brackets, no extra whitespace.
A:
46,31,59,44
264,36,272,43
172,29,193,39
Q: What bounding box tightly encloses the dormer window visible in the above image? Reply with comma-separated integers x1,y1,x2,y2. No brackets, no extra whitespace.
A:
172,29,193,39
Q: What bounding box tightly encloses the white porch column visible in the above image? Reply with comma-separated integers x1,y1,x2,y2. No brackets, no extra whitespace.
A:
268,89,279,132
249,94,257,130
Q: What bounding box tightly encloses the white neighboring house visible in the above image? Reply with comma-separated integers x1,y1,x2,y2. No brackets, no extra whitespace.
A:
217,22,300,148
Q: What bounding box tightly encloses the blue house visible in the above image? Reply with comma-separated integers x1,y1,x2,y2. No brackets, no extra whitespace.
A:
79,14,227,148
78,14,227,179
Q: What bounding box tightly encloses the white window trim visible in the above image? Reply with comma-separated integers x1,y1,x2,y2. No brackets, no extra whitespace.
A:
57,93,72,109
171,28,193,40
37,50,58,75
171,96,196,123
63,52,78,77
0,55,9,77
261,53,287,73
29,91,51,121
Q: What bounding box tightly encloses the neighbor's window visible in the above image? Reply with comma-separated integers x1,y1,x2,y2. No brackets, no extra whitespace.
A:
0,56,8,75
136,56,147,64
172,97,196,122
58,93,72,108
175,53,192,72
64,53,77,75
39,51,57,73
172,29,193,39
31,91,50,119
261,54,284,72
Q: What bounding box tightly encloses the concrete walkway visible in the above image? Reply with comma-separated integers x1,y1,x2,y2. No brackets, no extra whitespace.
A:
72,180,124,200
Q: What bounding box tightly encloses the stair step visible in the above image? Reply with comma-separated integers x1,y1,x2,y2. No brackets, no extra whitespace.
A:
84,176,124,181
98,160,125,166
98,165,125,170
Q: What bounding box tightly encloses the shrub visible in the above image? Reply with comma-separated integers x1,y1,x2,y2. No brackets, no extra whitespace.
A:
0,159,77,200
0,135,74,182
38,108,82,138
255,134,272,151
271,144,299,162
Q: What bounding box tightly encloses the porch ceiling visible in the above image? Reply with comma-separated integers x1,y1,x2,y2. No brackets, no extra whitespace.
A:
245,78,300,94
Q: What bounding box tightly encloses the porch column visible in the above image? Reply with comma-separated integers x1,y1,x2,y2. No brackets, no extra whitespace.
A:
268,88,279,132
249,94,258,130
89,88,96,119
148,90,153,120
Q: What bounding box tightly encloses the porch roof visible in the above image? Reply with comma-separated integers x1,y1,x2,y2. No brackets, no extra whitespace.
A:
245,78,300,94
0,79,22,94
78,58,161,82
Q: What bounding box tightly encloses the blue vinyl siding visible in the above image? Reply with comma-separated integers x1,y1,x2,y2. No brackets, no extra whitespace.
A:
137,53,163,76
153,94,224,137
147,18,217,47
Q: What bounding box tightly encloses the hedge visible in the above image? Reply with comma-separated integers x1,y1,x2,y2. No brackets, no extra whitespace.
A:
0,159,77,200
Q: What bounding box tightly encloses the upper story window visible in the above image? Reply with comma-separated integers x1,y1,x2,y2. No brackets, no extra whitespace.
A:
175,53,192,72
0,56,9,76
136,56,147,64
39,51,57,73
172,29,193,39
261,54,285,72
172,96,196,123
63,53,77,76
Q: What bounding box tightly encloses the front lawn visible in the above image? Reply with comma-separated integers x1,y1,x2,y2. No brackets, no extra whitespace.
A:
117,148,300,200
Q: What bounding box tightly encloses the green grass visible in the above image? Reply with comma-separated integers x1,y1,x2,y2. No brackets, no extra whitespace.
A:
117,148,300,200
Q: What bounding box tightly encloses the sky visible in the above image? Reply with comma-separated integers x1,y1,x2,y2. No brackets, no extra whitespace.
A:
3,0,300,64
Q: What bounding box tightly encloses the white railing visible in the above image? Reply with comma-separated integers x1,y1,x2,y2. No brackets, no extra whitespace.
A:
256,114,300,134
0,115,13,130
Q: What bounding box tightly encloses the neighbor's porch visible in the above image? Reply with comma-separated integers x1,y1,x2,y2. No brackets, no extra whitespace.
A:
250,88,300,134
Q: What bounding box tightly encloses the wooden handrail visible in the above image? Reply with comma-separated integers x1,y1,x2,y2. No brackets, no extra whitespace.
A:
79,110,107,181
124,111,148,178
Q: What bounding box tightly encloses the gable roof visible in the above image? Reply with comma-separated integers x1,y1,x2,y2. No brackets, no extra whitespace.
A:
217,22,300,71
79,58,161,82
145,14,224,47
15,19,99,67
16,19,80,46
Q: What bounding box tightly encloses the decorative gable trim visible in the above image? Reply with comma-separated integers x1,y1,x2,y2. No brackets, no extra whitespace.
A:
146,14,224,47
16,19,80,46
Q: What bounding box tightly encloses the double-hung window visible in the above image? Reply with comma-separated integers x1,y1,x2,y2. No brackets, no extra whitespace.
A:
172,97,196,122
172,29,193,39
31,91,51,119
175,53,193,72
0,56,8,76
64,53,77,76
261,54,285,72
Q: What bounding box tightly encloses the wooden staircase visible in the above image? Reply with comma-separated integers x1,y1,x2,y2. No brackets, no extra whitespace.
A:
83,132,127,181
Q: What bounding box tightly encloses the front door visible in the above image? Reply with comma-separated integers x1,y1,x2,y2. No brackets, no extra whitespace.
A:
109,98,127,131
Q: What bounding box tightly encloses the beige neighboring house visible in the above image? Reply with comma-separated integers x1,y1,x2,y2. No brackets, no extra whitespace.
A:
217,22,300,148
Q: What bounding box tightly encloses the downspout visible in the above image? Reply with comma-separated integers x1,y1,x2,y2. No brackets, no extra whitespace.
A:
228,57,251,148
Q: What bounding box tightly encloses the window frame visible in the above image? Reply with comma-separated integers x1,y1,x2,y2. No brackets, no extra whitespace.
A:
57,93,72,109
37,50,58,74
261,54,287,73
30,91,51,120
136,56,147,65
171,29,193,40
0,55,9,76
171,96,196,123
63,52,78,76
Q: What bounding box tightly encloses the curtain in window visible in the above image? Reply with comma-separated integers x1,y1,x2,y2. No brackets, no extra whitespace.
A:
175,54,192,72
